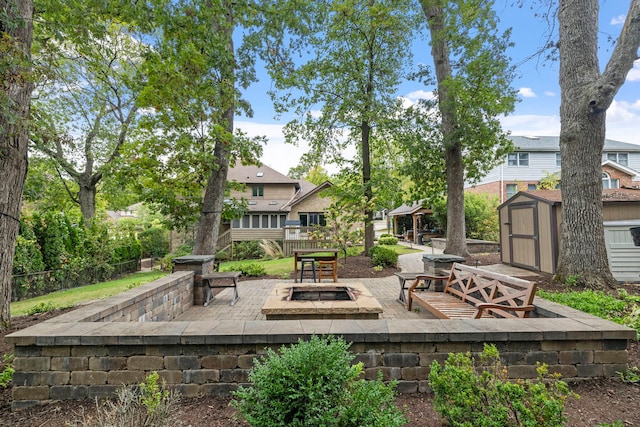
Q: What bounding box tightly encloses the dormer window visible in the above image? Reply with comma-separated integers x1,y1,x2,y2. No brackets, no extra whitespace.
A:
252,185,264,197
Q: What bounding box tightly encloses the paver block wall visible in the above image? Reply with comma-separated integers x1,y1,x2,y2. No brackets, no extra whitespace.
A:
6,273,636,410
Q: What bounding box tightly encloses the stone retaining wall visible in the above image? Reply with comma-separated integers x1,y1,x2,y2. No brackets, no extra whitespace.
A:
6,274,636,410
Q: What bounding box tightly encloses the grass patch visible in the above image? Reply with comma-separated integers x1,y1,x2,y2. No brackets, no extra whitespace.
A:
538,289,640,335
221,257,293,277
11,271,167,317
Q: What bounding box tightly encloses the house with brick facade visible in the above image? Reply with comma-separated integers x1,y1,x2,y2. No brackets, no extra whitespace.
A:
220,164,333,250
465,135,640,203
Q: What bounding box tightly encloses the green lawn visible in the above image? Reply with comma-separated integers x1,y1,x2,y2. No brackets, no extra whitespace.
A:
219,245,421,277
11,271,167,317
11,245,421,317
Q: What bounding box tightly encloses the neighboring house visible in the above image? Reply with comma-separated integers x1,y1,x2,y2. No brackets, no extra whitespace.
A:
465,135,640,203
223,164,333,249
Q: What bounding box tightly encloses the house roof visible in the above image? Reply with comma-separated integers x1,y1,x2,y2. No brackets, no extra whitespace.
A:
227,164,333,212
499,188,640,208
284,179,333,209
508,136,640,152
601,160,639,177
227,163,300,185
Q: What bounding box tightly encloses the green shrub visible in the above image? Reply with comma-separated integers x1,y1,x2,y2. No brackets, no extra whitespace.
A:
368,245,398,267
232,335,406,427
379,233,393,238
224,262,266,277
431,193,500,241
26,301,57,315
617,366,639,384
0,354,14,388
138,226,170,258
233,240,264,260
73,371,181,427
378,236,399,245
429,343,576,427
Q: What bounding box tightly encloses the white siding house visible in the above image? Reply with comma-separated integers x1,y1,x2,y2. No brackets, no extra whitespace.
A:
466,136,640,203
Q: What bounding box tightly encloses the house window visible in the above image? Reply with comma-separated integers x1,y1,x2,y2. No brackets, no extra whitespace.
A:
507,152,529,166
527,184,537,191
607,152,628,166
555,152,561,167
506,184,518,199
602,172,619,189
299,213,326,227
252,185,264,197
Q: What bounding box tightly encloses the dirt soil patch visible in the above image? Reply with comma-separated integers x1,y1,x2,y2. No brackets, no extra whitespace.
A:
1,253,638,426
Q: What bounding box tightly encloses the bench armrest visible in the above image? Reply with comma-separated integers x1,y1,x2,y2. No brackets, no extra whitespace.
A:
473,303,535,319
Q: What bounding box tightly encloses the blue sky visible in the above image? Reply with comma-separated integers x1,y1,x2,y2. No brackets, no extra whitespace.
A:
236,1,640,176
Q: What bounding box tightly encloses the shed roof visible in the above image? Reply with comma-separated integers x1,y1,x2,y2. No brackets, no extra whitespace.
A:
499,188,640,209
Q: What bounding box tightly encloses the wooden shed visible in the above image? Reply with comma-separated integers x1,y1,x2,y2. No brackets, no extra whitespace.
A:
498,189,640,274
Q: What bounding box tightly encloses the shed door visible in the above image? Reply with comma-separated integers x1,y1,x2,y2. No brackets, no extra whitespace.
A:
508,202,540,271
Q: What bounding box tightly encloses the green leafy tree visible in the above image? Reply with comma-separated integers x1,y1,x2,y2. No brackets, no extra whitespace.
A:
324,196,367,262
257,0,421,254
122,0,266,255
537,171,560,190
30,5,147,223
398,0,517,257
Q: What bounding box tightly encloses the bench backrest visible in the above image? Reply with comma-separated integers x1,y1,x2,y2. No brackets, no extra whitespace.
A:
444,263,537,318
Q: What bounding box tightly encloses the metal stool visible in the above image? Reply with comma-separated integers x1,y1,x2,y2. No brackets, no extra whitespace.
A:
299,258,317,282
318,260,338,283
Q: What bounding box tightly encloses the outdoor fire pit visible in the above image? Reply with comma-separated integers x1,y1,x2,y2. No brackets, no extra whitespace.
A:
288,285,356,301
262,282,383,320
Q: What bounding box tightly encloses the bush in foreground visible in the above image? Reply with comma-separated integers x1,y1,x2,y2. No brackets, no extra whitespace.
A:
232,335,407,426
368,245,398,267
429,343,577,427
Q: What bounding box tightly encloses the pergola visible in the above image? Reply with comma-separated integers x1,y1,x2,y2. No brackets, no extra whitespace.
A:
388,201,434,244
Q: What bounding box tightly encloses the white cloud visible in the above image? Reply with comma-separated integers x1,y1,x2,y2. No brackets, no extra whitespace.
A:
500,114,560,136
544,91,556,97
235,121,303,175
404,90,436,102
626,60,640,82
518,87,537,98
610,14,626,25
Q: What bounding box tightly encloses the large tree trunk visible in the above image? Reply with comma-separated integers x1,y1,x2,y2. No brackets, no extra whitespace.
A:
0,0,34,326
78,177,97,223
362,120,374,253
555,0,640,289
192,1,234,255
422,0,469,258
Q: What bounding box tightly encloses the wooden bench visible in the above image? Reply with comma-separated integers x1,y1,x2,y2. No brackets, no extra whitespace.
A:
407,263,537,319
202,271,241,306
